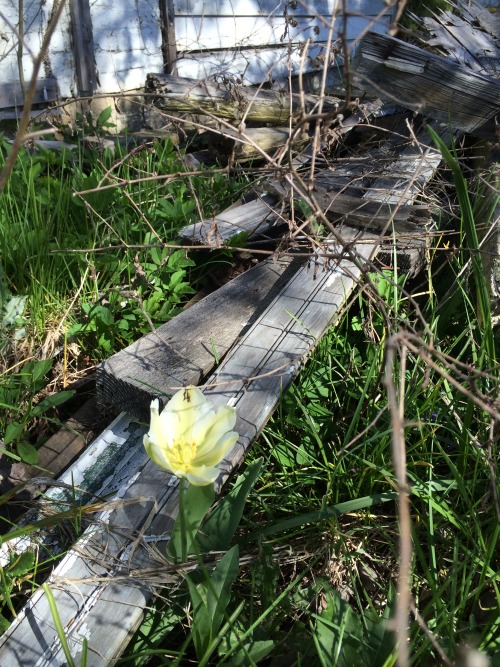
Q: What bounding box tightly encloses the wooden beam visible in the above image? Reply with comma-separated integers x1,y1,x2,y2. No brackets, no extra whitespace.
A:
159,0,177,75
352,31,500,133
0,231,379,666
0,119,451,666
69,0,96,95
146,73,341,125
269,178,430,232
179,194,283,244
0,78,59,109
97,255,299,420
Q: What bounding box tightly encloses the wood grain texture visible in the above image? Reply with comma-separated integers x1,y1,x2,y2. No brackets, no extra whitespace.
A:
159,0,178,75
0,413,176,666
69,0,96,94
146,73,341,124
418,1,500,77
352,31,500,132
269,177,430,232
0,229,377,666
179,194,283,244
97,256,298,420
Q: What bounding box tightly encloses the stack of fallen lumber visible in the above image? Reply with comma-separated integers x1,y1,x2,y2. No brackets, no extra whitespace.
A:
1,2,499,664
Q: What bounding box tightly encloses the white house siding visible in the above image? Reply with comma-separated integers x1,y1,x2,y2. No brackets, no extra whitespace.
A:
0,0,76,105
0,0,395,109
89,0,164,93
173,0,394,84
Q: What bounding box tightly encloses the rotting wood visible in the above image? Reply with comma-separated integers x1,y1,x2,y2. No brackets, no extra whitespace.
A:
421,0,500,66
97,255,299,421
268,178,430,233
179,194,283,244
210,125,310,162
176,100,392,247
33,397,117,479
352,31,500,133
146,73,341,125
416,0,500,323
159,0,178,75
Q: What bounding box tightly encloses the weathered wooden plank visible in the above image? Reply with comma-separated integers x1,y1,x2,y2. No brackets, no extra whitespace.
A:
269,178,430,232
179,194,282,244
0,78,59,109
69,0,96,95
0,413,170,666
417,1,500,77
352,32,500,132
359,122,453,273
214,125,311,161
177,102,390,246
146,73,341,124
36,398,117,478
159,0,178,75
0,116,449,664
362,123,453,205
97,255,298,420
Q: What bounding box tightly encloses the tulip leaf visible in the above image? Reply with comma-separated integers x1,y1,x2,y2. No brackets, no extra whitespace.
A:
186,545,240,661
168,482,215,562
204,544,239,634
197,458,263,553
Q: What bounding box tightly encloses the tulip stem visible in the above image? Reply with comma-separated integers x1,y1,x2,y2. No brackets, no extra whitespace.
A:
179,477,187,563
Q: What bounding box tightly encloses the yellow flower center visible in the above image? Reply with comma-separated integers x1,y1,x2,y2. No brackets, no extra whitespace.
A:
171,439,197,471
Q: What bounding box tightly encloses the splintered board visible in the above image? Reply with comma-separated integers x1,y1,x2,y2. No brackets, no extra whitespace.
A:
352,31,500,133
178,194,283,244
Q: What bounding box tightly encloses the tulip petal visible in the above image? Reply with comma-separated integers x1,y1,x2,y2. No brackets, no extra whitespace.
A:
193,404,237,456
195,430,239,467
160,387,212,444
184,465,221,486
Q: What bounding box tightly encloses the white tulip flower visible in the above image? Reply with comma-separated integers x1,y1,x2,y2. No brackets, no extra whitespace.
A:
144,387,238,486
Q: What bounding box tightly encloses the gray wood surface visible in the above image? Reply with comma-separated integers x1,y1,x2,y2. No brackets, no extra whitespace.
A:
179,194,282,244
146,73,341,124
0,78,59,109
97,255,298,420
416,1,500,76
269,177,430,232
352,31,500,132
159,0,178,75
211,125,310,162
0,230,377,666
69,0,96,95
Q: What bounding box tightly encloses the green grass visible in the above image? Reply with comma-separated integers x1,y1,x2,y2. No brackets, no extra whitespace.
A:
120,230,499,665
0,116,499,666
0,127,245,462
